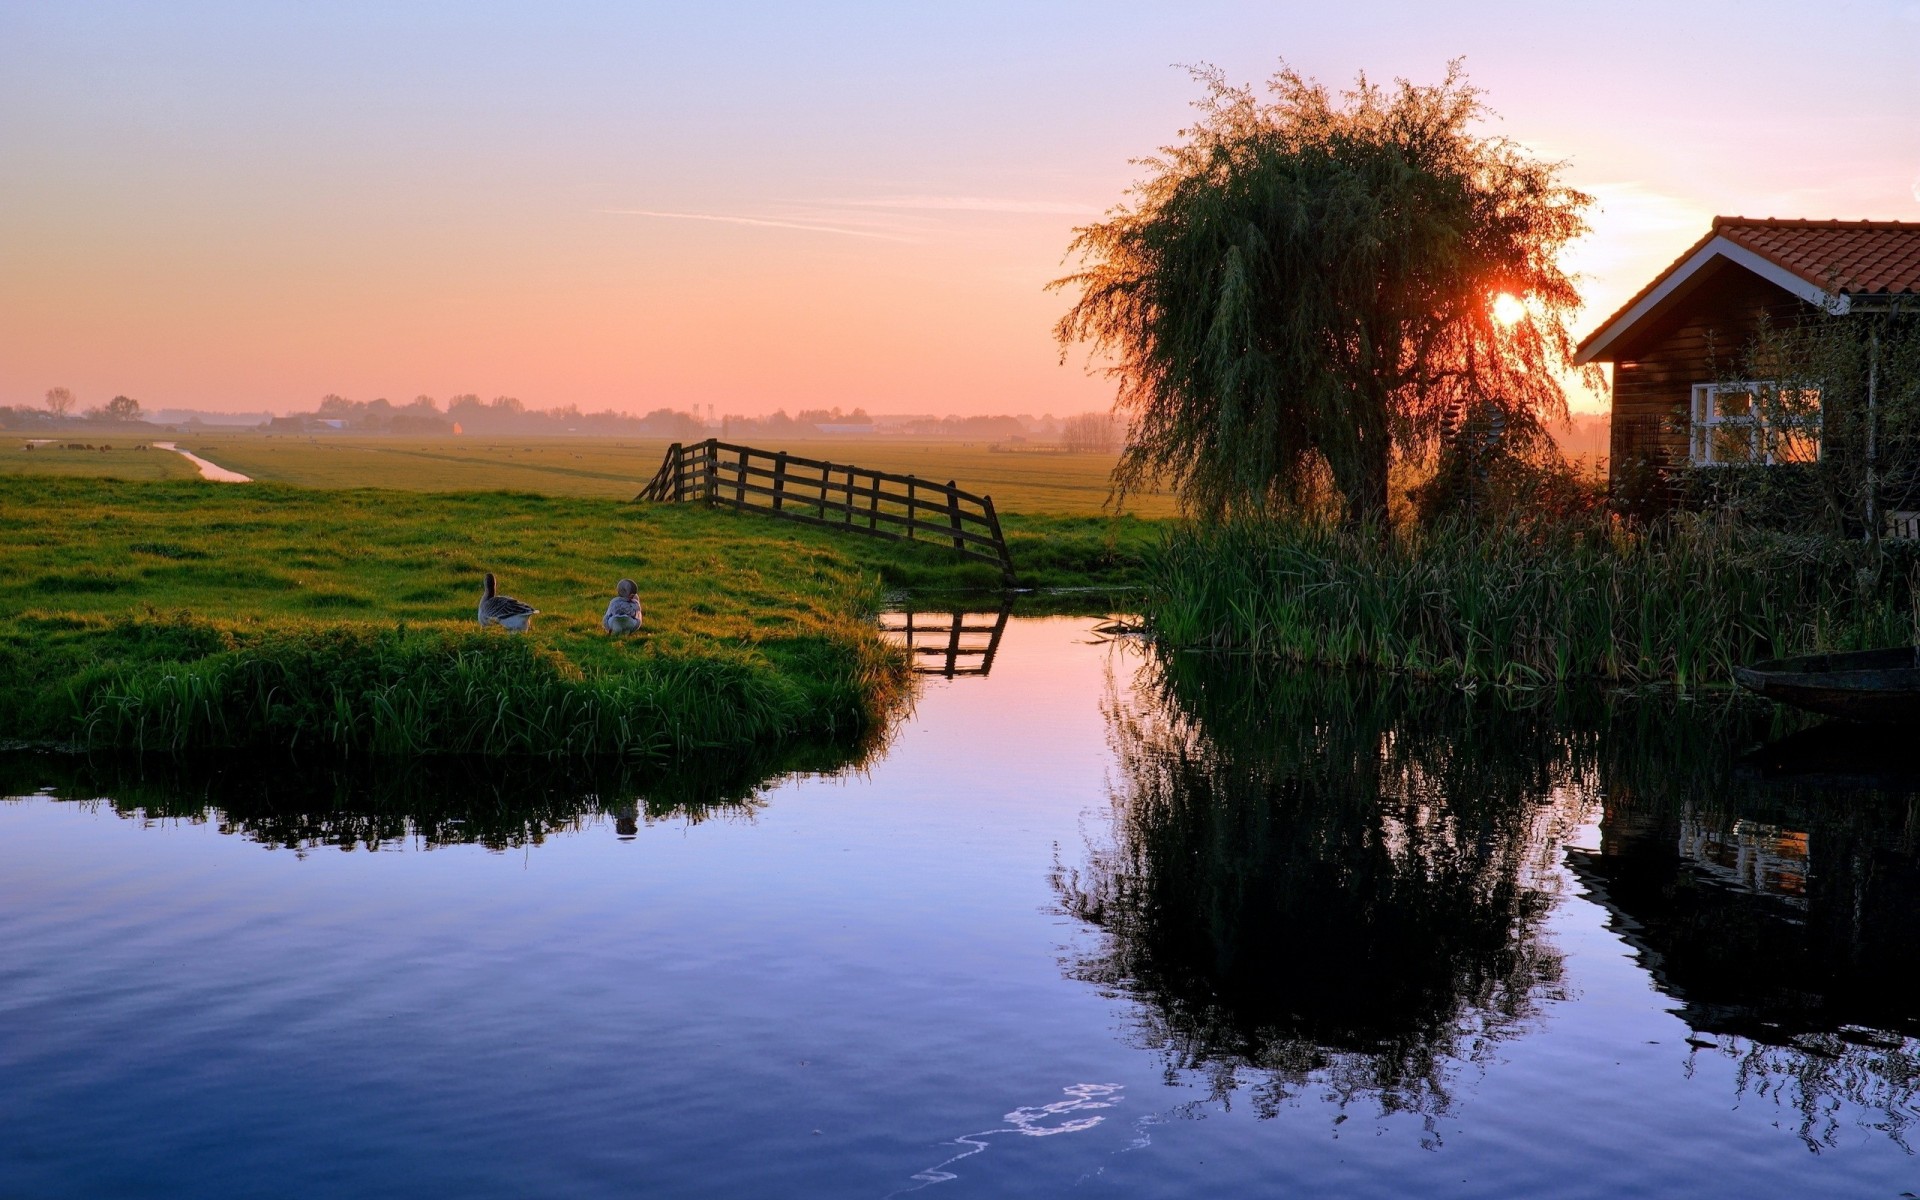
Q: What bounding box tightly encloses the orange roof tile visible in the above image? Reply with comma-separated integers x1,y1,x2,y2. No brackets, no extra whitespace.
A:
1713,217,1920,296
1575,217,1920,363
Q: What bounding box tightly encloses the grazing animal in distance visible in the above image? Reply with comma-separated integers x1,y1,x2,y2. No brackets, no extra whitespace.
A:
478,572,539,632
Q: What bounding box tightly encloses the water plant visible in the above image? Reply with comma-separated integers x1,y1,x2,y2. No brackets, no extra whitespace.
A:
1144,513,1920,686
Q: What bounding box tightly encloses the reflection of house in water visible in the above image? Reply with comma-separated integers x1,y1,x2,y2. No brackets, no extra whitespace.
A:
877,602,1012,677
1569,789,1920,1044
1569,783,1920,1148
1675,813,1808,900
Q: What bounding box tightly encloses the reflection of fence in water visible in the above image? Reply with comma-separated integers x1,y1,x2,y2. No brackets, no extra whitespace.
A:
878,603,1012,677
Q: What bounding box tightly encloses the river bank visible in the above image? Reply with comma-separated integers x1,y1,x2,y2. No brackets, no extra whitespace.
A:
1142,515,1920,687
0,476,1158,757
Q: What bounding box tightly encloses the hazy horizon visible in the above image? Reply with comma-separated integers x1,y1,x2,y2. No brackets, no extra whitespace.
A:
5,1,1916,419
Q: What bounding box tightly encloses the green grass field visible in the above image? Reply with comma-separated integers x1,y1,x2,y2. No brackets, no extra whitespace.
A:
2,441,200,481
0,476,932,757
0,431,1164,757
21,432,1179,518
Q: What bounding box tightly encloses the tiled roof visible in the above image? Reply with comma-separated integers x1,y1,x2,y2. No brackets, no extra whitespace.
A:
1575,217,1920,363
1714,217,1920,296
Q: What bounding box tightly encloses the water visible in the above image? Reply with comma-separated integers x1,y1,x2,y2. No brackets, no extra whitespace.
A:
3,617,1917,1198
152,441,251,482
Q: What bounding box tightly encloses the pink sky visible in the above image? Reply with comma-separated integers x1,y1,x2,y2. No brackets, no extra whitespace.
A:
3,2,1916,418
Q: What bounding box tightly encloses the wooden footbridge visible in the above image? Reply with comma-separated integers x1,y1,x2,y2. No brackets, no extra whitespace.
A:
637,439,1016,582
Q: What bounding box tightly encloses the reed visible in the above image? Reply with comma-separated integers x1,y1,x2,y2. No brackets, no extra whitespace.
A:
1145,515,1920,686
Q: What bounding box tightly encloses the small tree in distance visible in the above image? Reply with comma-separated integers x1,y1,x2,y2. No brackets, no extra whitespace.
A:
92,395,143,423
44,387,74,416
1060,411,1118,453
1053,61,1592,524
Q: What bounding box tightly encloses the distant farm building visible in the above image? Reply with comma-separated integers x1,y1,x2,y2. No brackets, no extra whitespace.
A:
1576,218,1920,498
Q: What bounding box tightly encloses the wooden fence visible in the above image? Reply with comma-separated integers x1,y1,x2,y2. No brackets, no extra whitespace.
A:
876,602,1013,678
637,439,1015,581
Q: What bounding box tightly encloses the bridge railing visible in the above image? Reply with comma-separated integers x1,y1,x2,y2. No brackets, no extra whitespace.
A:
637,439,1015,582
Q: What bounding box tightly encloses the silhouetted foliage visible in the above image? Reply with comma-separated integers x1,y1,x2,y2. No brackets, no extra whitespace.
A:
1053,62,1591,524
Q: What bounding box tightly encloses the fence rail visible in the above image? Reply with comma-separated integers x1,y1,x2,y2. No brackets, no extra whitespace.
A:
637,439,1015,581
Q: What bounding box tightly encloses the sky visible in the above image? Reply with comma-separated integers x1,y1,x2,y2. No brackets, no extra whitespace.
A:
2,1,1917,418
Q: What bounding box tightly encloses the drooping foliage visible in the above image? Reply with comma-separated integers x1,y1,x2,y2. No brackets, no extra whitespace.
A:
1053,62,1592,523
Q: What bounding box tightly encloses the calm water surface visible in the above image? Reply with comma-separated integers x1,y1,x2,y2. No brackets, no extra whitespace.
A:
3,616,1917,1198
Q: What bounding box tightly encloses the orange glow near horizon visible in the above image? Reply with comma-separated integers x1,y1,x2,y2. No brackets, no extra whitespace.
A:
2,6,1915,420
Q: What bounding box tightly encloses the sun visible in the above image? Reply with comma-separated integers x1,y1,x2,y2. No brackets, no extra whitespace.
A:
1491,292,1527,327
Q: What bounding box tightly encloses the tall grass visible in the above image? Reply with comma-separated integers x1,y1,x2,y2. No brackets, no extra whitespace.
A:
1146,515,1919,686
28,618,908,759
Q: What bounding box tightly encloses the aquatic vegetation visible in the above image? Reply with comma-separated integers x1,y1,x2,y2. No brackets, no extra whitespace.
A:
1144,514,1920,686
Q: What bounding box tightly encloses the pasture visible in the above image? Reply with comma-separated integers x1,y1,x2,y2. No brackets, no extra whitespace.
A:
105,432,1178,518
1,440,199,481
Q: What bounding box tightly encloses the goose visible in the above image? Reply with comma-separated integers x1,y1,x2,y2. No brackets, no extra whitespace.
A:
478,572,539,632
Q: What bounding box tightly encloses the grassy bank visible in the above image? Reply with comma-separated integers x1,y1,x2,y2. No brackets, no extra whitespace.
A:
1146,516,1919,687
0,477,924,757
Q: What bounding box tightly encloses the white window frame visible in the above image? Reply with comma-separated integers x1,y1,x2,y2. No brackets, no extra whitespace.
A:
1689,381,1820,467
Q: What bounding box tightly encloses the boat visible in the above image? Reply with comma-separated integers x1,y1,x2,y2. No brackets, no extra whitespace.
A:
1733,646,1920,722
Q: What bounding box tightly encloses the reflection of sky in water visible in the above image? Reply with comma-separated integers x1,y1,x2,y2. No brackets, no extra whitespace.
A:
1,616,1917,1198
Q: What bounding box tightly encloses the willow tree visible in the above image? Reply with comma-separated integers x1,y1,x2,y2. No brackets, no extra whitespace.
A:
1053,62,1591,523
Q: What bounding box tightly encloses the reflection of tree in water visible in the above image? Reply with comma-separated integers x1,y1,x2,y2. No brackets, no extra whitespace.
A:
1053,655,1586,1127
1058,652,1920,1145
0,736,873,853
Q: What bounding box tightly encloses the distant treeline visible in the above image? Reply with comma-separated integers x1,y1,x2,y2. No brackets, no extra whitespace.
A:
271,394,709,437
1,393,148,430
7,388,1122,445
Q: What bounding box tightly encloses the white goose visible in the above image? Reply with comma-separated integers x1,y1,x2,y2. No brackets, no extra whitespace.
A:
478,572,539,632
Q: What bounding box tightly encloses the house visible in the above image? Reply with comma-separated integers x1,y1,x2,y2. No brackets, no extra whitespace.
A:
1575,218,1920,498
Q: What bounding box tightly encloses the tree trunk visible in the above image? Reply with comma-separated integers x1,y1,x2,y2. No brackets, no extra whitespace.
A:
1328,394,1393,528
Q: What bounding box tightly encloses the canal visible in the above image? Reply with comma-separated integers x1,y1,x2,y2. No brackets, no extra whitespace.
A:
2,616,1916,1197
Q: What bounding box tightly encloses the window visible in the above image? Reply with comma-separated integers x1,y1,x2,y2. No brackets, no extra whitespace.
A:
1689,381,1820,466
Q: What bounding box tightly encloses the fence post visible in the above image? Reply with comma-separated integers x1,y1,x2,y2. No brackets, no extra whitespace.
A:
946,480,964,553
867,469,879,530
844,466,855,526
982,494,1014,585
817,462,829,519
702,438,717,505
735,445,747,504
906,476,916,540
672,443,686,502
772,451,788,512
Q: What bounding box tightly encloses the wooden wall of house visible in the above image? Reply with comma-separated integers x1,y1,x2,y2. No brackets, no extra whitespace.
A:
1607,263,1809,499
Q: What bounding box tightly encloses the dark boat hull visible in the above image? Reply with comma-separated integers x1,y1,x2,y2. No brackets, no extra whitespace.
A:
1734,646,1920,722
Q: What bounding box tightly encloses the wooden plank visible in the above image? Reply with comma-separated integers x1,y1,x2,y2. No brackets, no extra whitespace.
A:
946,479,964,553
708,457,991,517
707,497,1008,566
981,494,1014,581
707,440,999,508
643,438,1014,578
709,481,1007,549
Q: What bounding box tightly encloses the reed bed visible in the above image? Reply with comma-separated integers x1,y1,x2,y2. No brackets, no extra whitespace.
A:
1145,516,1920,686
